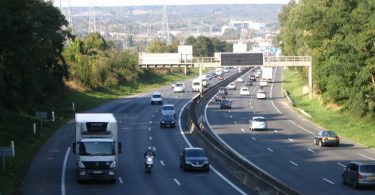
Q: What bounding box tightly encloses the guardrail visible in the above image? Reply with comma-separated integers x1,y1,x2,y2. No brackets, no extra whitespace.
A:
185,69,300,195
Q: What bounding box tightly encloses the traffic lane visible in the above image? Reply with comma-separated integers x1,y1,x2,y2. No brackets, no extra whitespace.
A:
207,85,374,192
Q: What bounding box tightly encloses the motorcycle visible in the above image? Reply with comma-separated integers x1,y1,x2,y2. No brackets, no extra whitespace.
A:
144,155,154,173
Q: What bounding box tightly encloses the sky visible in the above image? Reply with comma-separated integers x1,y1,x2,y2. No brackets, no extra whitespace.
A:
56,0,290,7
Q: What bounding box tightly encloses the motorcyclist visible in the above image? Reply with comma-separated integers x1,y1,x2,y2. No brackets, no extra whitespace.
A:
144,147,156,159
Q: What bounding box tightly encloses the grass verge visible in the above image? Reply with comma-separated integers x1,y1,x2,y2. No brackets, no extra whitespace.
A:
282,68,375,148
0,68,201,195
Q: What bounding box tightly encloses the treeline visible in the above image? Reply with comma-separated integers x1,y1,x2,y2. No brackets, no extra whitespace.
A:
277,0,375,118
0,0,69,109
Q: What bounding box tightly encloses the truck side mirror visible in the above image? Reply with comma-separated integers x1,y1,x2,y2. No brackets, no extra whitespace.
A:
118,142,122,154
72,142,76,154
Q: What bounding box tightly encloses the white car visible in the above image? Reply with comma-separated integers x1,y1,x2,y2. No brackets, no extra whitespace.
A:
236,77,244,83
227,82,236,90
259,80,268,87
223,68,230,73
161,104,175,117
150,92,163,105
240,87,250,96
256,91,266,99
250,116,267,131
173,83,185,93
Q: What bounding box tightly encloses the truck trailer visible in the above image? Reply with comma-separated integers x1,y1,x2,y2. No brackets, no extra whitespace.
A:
72,113,121,183
261,67,273,82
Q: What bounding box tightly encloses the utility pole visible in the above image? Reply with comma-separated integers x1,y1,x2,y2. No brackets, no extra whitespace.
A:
161,0,170,44
88,0,97,33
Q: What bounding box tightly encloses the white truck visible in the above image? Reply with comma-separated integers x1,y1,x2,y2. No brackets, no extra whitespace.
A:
262,67,273,82
72,113,121,183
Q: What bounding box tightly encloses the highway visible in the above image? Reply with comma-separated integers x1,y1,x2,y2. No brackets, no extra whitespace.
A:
205,67,375,194
22,70,249,195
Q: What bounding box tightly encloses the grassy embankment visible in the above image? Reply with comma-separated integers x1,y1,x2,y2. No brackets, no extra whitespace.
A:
0,68,201,195
282,68,375,148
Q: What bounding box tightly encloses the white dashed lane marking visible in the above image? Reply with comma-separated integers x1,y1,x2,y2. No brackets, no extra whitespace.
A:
174,178,181,186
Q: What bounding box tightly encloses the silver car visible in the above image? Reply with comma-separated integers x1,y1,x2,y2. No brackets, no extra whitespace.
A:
342,161,375,189
161,104,176,118
250,116,267,131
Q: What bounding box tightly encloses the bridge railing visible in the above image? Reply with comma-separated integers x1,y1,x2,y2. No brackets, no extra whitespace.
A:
265,56,312,62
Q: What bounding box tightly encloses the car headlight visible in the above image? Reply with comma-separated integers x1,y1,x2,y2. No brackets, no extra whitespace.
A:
185,160,191,164
161,121,165,123
203,160,209,164
110,161,116,168
78,161,85,168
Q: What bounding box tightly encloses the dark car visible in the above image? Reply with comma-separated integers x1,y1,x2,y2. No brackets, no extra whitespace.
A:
179,147,209,172
214,92,226,102
249,74,256,81
160,114,176,128
314,130,339,147
342,161,375,189
245,80,253,86
220,99,232,109
218,87,228,95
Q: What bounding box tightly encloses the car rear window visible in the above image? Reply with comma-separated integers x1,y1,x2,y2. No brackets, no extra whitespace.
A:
360,165,375,173
253,118,265,122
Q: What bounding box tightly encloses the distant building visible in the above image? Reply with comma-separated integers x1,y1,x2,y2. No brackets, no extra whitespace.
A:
229,20,265,30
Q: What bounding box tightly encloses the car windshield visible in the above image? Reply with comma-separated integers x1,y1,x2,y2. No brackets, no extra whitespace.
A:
163,106,174,110
186,149,205,157
360,165,375,173
153,95,161,98
241,88,248,91
322,131,336,137
79,142,114,156
175,84,183,87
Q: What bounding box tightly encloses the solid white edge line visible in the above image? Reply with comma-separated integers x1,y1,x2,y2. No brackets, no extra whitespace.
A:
322,178,335,184
288,120,314,135
118,177,123,184
160,160,165,166
271,101,282,114
251,137,257,141
267,147,274,152
288,138,294,142
61,147,71,195
179,94,247,195
308,149,316,154
357,153,375,160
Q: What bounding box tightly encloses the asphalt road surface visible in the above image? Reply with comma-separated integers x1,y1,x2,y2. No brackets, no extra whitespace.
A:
206,67,375,195
22,69,250,195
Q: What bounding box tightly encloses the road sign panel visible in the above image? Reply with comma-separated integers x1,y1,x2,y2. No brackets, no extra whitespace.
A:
221,53,263,66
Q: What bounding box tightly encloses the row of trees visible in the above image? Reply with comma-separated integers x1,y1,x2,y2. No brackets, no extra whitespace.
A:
278,0,375,118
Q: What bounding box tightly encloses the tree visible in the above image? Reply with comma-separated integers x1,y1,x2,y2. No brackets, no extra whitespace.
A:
0,0,69,108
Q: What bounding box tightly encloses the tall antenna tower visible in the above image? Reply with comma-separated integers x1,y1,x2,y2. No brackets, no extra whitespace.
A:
161,1,170,44
88,0,97,33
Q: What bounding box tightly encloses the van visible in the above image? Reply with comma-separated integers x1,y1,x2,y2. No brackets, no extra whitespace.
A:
192,79,201,92
150,92,163,105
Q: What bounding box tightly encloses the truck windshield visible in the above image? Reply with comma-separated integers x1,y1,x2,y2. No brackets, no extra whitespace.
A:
79,142,115,156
